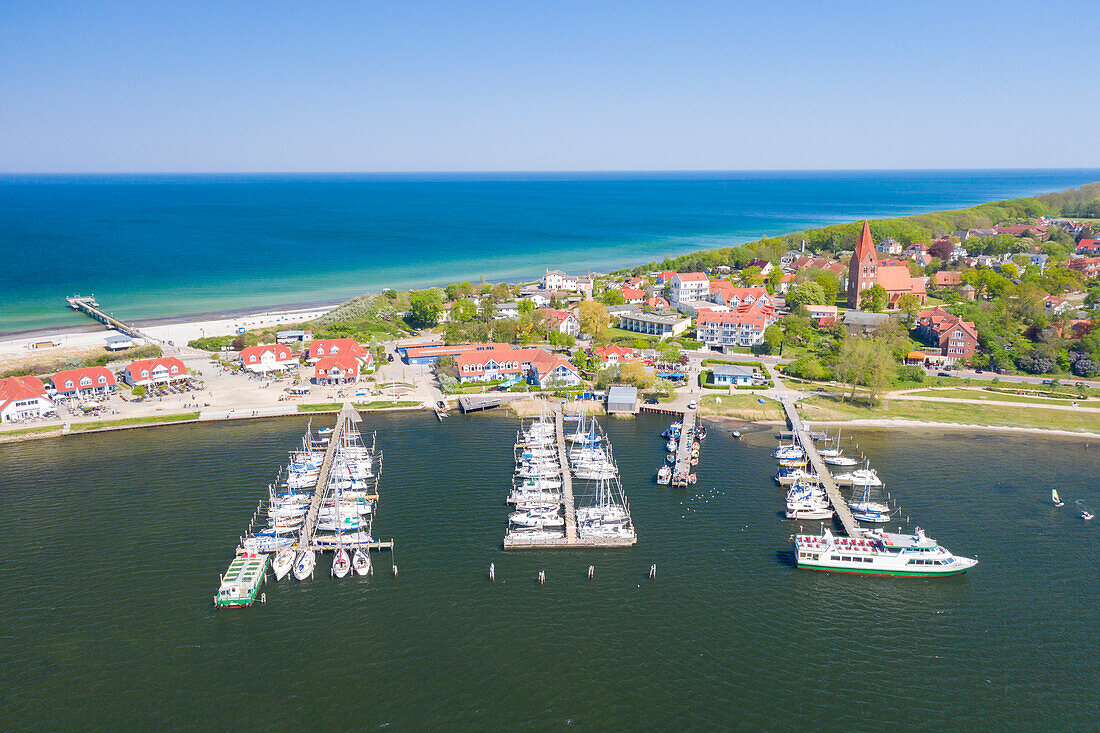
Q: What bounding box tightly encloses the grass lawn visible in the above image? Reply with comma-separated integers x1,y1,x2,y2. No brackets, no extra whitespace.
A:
902,389,1084,405
70,412,201,431
0,424,62,438
298,401,421,412
695,393,785,422
800,395,1100,432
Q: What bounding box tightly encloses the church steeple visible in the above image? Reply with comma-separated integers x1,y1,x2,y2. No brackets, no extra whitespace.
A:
847,220,880,307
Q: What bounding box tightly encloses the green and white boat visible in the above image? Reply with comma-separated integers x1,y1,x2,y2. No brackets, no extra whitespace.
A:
791,526,977,577
214,552,269,608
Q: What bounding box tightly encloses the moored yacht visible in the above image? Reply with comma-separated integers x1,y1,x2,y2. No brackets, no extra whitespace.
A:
791,527,978,577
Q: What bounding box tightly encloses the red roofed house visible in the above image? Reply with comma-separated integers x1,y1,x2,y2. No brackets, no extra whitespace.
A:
1075,239,1100,255
619,285,646,304
239,344,298,373
625,277,648,288
0,376,55,422
934,271,964,289
915,307,978,362
455,346,581,387
314,355,362,385
536,308,580,338
708,282,771,309
592,344,636,366
644,296,669,309
696,301,778,350
50,366,116,400
307,338,371,365
669,272,710,307
121,357,188,387
1069,257,1100,279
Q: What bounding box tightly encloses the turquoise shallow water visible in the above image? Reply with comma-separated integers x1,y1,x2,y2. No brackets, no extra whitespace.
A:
3,169,1100,334
1,413,1097,729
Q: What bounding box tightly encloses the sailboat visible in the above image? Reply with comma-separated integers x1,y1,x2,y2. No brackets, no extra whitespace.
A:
272,548,294,581
1052,489,1064,507
331,547,351,578
293,550,315,580
353,548,372,576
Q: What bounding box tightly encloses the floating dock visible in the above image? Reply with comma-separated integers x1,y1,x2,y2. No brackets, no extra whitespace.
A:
459,395,503,413
670,411,696,487
504,406,636,550
781,397,863,538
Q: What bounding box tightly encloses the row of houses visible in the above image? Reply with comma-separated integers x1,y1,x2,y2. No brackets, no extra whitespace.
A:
0,357,191,422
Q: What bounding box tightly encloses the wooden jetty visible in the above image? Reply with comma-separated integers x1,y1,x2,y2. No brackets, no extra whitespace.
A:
66,295,157,342
297,403,361,550
640,404,686,417
504,404,636,550
670,410,696,487
780,397,862,538
459,394,504,413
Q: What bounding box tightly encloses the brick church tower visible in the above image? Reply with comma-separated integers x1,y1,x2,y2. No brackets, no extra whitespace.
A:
847,220,880,307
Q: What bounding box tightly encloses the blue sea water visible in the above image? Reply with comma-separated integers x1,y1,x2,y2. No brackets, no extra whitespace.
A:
2,169,1099,335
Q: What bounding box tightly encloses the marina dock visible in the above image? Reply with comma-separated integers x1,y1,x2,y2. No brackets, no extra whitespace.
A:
781,397,863,538
298,403,361,550
504,405,636,550
671,411,696,487
458,395,503,413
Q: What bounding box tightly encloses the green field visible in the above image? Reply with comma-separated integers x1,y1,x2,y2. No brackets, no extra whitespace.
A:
298,401,421,413
903,389,1083,405
70,412,202,431
695,394,785,422
800,396,1100,432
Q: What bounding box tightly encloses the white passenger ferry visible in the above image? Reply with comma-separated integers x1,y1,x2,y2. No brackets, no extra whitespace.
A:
790,527,977,577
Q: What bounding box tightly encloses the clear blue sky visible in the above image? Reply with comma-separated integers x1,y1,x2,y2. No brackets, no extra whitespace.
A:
1,0,1096,172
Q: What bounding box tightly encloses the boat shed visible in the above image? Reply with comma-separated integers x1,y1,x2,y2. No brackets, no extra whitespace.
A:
606,385,638,414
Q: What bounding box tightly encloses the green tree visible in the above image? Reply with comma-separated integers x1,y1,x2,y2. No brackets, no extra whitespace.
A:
741,265,763,286
490,283,511,301
859,284,888,312
761,324,783,354
813,273,840,305
786,281,827,308
451,299,477,323
518,299,536,315
599,290,626,306
409,289,444,327
577,300,610,340
478,296,496,322
897,293,921,322
658,341,682,365
1000,262,1019,279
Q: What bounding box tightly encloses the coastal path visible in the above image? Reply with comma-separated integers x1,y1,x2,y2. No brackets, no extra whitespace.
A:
780,397,863,539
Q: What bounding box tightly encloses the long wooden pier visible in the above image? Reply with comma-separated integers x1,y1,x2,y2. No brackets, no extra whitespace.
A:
671,410,696,487
557,409,578,542
297,404,361,550
66,295,157,342
780,397,862,538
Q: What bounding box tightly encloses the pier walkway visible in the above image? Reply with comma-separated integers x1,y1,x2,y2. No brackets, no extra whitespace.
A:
557,409,578,542
780,397,863,538
671,411,696,487
66,295,159,343
297,403,360,550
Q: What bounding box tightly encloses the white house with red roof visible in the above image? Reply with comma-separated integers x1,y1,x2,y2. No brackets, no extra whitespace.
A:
50,367,116,400
696,301,778,349
314,355,361,384
592,344,636,365
454,345,581,387
670,272,710,307
306,338,371,366
619,285,646,304
0,376,55,422
644,296,669,309
536,308,580,338
239,344,298,373
708,282,771,309
121,357,188,387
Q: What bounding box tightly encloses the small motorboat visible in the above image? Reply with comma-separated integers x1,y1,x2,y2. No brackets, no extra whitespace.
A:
731,430,741,439
696,426,707,440
666,439,678,452
1083,511,1095,521
293,550,316,581
666,453,675,464
331,548,351,578
271,548,294,581
1051,489,1064,507
353,548,372,576
687,473,697,485
657,466,672,485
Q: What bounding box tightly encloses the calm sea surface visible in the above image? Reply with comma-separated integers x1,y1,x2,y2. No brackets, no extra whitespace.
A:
1,412,1097,730
3,169,1100,334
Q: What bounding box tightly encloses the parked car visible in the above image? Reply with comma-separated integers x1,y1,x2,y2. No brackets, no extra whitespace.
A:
387,353,394,362
1075,381,1085,387
687,401,697,410
645,397,659,405
1042,379,1052,385
937,371,952,377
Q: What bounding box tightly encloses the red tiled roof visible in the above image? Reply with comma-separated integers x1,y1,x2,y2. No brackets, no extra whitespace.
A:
620,285,646,300
876,265,916,293
593,345,635,360
125,357,187,380
51,366,116,393
239,344,296,364
0,376,49,411
854,220,877,262
314,355,360,378
308,338,369,360
644,296,669,308
672,272,708,282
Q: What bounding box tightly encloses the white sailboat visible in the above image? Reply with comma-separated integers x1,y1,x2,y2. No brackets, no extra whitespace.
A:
1052,489,1064,507
331,547,351,578
293,550,315,581
272,548,294,581
353,548,372,576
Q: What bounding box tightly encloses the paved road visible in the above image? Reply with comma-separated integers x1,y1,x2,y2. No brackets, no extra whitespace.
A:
926,366,1100,389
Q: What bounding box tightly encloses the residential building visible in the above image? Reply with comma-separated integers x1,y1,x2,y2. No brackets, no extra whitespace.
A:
617,311,692,339
644,296,669,309
314,355,361,384
669,272,710,306
592,344,636,365
50,367,116,399
745,259,774,276
239,344,298,373
494,301,521,319
1075,239,1100,255
915,307,978,361
620,285,646,304
876,236,903,255
934,271,964,289
0,376,55,422
455,345,581,387
276,330,308,344
1044,296,1076,316
536,308,580,338
710,364,755,385
842,310,891,333
805,304,838,323
542,269,579,291
307,338,371,365
695,302,778,350
120,357,188,387
103,332,134,351
1069,257,1100,279
708,282,770,308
